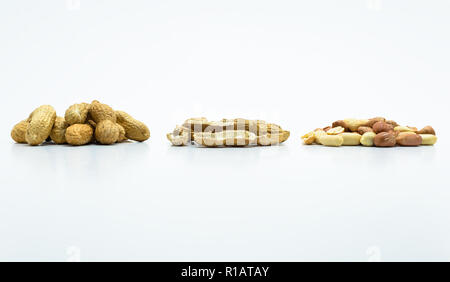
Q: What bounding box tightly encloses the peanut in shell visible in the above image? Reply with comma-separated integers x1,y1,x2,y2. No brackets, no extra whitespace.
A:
25,105,57,146
116,111,150,142
65,124,94,146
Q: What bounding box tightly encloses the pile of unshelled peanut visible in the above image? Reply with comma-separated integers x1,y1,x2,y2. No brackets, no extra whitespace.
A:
11,101,150,146
167,117,290,147
302,117,437,147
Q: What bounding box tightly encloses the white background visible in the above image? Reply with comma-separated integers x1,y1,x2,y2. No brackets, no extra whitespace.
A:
0,0,449,261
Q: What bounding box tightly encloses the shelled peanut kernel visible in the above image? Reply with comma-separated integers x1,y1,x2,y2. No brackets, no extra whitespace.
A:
302,117,437,147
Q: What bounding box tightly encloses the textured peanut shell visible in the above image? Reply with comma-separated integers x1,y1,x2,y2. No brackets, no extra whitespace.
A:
167,132,190,146
172,125,192,142
257,130,290,146
87,120,97,128
116,123,127,142
203,121,235,133
194,130,257,147
89,100,116,123
182,117,208,130
169,118,288,147
25,105,57,146
222,118,270,135
65,124,93,146
227,131,257,146
65,103,90,125
183,119,234,133
50,117,69,144
257,133,280,146
11,120,29,143
116,111,150,141
183,118,282,137
172,125,189,136
95,120,119,145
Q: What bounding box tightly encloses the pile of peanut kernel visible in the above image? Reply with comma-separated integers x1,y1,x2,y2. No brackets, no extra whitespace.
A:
302,117,437,147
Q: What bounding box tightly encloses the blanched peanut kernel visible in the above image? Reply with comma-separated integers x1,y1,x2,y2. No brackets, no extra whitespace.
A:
394,126,416,133
339,132,361,146
326,126,345,135
319,134,344,147
360,132,376,147
420,134,437,145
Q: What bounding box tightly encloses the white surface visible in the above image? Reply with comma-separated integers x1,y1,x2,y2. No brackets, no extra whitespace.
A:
1,0,450,261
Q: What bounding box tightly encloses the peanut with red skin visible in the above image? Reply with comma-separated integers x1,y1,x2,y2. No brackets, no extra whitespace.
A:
396,132,422,146
332,120,349,131
367,117,385,128
374,132,396,147
358,126,374,135
417,126,436,135
386,120,399,127
373,121,394,134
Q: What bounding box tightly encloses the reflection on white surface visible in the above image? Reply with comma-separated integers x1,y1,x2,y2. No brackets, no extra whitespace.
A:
1,139,449,261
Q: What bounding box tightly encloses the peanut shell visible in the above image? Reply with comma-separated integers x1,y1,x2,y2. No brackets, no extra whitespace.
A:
50,116,69,144
25,105,57,146
116,110,150,141
95,120,120,145
65,103,90,125
11,120,29,144
89,100,116,123
65,124,93,146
